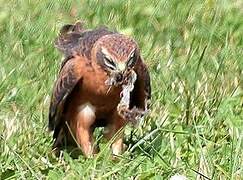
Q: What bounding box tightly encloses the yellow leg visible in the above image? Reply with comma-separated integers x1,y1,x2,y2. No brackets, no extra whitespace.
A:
104,112,127,156
75,103,96,157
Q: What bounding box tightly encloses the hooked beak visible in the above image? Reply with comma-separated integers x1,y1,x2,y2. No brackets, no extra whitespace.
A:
115,63,126,83
107,63,127,85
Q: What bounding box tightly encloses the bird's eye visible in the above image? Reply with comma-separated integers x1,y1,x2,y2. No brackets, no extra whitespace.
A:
103,56,116,70
127,51,136,68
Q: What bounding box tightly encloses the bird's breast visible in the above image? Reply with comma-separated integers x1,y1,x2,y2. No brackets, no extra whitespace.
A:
79,70,122,111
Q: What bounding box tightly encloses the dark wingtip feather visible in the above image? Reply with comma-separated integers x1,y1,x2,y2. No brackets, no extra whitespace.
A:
48,111,55,131
54,20,86,56
59,20,85,35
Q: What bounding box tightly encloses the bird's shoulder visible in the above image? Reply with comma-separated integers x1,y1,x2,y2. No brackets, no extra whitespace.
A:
48,56,85,131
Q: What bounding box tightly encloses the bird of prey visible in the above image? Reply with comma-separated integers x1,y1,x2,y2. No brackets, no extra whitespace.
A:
48,21,151,157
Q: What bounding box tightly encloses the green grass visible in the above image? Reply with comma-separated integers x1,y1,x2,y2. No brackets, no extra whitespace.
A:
0,0,243,179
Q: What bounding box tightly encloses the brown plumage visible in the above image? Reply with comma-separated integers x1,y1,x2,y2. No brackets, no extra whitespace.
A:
49,21,151,157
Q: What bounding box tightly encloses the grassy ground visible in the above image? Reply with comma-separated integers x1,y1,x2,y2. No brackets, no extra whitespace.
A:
0,0,242,179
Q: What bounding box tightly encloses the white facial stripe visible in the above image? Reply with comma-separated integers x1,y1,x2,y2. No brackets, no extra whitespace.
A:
104,58,116,70
101,47,117,70
126,48,136,67
128,48,136,59
101,47,136,71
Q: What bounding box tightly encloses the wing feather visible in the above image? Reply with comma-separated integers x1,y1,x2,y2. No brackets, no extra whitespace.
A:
131,59,151,109
48,58,82,138
54,21,115,59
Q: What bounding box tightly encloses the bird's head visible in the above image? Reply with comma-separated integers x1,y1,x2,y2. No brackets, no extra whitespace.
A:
94,34,139,84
